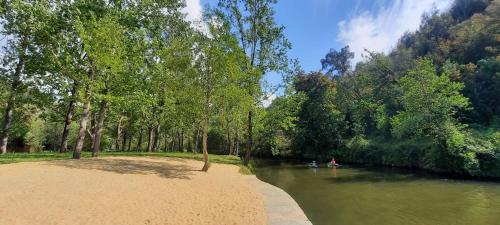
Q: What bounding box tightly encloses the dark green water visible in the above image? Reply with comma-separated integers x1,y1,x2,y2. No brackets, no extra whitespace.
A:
254,162,500,225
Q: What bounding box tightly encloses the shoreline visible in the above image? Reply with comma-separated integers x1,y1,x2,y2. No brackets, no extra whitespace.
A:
254,158,500,182
246,175,313,225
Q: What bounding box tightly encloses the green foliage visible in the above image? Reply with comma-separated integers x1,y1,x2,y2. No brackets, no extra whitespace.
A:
257,0,499,178
25,116,45,151
391,59,469,143
0,0,498,178
338,137,434,168
321,45,354,76
293,73,346,159
345,135,370,151
461,58,500,123
258,93,306,156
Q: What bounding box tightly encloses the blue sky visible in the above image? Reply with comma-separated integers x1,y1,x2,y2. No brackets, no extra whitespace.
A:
184,0,453,104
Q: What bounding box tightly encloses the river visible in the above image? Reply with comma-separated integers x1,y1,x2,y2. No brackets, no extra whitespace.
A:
254,161,500,225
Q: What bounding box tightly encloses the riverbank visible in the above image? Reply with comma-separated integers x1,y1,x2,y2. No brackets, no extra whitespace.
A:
0,157,266,225
335,136,500,179
246,175,312,225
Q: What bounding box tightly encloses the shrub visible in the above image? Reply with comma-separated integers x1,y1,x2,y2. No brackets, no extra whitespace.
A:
25,117,45,152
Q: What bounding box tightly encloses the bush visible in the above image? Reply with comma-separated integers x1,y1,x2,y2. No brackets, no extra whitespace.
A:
346,135,370,150
25,117,45,152
337,134,500,178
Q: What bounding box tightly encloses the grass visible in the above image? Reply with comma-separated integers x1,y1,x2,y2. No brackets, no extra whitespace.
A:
0,151,253,174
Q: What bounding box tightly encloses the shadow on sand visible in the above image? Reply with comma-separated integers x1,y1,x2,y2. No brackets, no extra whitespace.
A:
45,157,199,179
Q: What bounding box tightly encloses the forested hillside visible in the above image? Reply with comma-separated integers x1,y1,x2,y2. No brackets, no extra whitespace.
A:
259,0,499,177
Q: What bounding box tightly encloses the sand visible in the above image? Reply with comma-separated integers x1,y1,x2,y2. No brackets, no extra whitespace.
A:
0,157,267,225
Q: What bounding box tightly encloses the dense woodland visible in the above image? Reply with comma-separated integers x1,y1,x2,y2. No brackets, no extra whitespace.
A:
259,0,500,177
0,0,498,176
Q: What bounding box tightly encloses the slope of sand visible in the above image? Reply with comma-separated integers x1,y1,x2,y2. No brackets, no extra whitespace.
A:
0,157,266,225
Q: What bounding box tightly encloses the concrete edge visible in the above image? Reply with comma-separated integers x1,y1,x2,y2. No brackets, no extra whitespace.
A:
245,175,313,225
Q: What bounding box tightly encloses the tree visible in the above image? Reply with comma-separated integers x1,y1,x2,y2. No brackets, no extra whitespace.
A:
336,52,397,136
391,59,469,145
218,0,291,165
70,0,186,158
293,72,346,159
450,0,489,23
321,45,354,77
259,92,305,156
461,58,500,123
188,18,247,171
88,17,126,157
0,0,51,154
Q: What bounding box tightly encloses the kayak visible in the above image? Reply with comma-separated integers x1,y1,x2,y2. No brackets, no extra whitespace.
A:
308,163,319,168
327,162,341,168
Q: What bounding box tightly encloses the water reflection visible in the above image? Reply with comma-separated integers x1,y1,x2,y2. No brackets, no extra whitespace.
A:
254,162,500,225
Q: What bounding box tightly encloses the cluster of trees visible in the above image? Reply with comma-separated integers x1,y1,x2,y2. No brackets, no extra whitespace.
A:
0,0,290,171
260,0,499,177
1,0,498,177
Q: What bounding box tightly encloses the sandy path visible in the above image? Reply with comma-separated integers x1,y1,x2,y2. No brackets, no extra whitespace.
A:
0,157,266,225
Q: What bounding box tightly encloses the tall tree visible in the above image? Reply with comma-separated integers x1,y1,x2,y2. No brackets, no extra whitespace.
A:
0,0,51,154
81,16,126,157
218,0,291,165
293,72,346,159
321,45,354,77
187,18,247,171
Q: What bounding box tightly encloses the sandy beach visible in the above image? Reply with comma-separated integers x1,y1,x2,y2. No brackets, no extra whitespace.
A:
0,157,266,225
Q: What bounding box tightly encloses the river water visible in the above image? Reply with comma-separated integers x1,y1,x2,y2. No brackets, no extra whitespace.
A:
254,161,500,225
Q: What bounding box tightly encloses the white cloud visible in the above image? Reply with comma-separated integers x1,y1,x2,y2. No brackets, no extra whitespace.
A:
337,0,453,64
182,0,203,23
181,0,209,33
262,93,277,108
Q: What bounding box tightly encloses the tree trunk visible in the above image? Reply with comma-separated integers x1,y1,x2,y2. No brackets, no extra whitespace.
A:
153,124,160,151
115,115,124,151
235,128,240,156
146,125,153,152
201,117,209,171
170,133,176,152
74,101,91,159
243,110,253,165
74,63,95,159
180,130,184,152
227,129,232,155
122,130,127,151
164,134,168,152
60,83,77,153
92,99,107,157
136,127,143,152
0,58,24,154
191,130,197,153
194,128,200,154
127,133,132,151
177,131,181,151
89,111,97,150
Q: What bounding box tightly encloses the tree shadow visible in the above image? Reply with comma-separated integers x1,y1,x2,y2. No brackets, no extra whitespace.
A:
45,158,198,179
